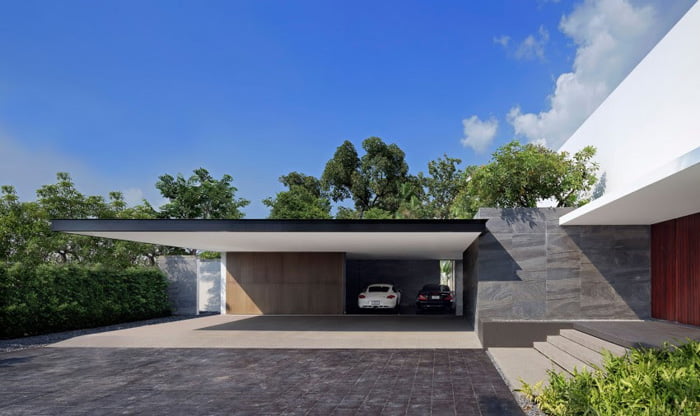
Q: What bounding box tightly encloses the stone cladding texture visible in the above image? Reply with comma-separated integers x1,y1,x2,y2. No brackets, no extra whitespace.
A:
474,208,650,322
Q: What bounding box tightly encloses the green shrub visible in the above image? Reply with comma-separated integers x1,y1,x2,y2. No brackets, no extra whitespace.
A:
519,341,700,416
0,263,170,338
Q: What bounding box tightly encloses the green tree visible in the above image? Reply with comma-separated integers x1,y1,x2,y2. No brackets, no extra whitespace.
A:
396,178,428,219
322,137,409,218
0,186,46,263
109,198,182,266
35,172,107,263
421,154,465,219
467,140,599,209
0,173,178,267
450,165,481,219
263,172,331,219
156,168,249,219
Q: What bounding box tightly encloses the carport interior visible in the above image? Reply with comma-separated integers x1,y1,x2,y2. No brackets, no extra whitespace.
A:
345,259,445,314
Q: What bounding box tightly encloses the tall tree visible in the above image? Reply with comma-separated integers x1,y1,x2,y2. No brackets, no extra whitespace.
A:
35,172,106,263
322,137,409,218
156,168,249,219
263,172,331,219
396,177,428,219
0,186,45,263
421,155,464,219
0,173,180,266
467,140,599,209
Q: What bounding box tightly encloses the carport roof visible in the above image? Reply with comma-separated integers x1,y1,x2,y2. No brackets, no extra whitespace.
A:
51,219,486,260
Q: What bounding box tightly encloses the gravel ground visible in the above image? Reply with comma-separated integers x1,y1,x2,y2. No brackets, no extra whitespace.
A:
0,313,215,353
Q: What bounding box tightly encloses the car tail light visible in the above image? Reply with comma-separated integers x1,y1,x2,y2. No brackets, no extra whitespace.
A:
386,295,396,299
445,294,453,301
417,294,427,301
358,294,366,299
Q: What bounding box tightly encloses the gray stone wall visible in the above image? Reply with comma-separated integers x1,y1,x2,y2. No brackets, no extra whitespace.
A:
475,208,650,323
345,260,440,313
463,244,479,326
158,255,197,315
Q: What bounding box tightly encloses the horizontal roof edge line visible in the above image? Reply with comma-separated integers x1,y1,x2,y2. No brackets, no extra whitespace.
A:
51,219,487,233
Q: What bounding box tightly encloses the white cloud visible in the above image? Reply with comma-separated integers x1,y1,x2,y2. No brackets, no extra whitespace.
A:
493,35,510,47
461,116,499,153
507,0,686,149
495,26,549,61
515,26,550,60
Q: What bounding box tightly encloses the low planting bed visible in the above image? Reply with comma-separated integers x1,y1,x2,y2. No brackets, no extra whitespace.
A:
520,340,700,416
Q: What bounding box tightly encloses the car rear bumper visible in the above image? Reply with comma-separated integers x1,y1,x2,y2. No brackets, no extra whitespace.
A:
416,301,452,309
358,299,398,309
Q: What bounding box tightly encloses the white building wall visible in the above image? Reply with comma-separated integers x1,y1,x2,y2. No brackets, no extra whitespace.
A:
559,3,700,198
198,258,222,313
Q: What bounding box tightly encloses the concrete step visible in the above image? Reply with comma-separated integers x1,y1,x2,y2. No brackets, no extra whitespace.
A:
547,335,605,368
488,347,567,390
560,329,628,357
534,341,593,374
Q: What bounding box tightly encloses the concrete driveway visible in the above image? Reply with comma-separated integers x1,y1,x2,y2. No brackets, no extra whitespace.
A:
0,347,523,415
51,315,482,349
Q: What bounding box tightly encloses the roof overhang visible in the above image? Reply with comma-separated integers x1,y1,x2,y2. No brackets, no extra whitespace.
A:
51,219,486,260
560,146,700,225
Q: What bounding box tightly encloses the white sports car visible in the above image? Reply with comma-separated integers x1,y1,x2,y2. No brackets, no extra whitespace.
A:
358,284,401,310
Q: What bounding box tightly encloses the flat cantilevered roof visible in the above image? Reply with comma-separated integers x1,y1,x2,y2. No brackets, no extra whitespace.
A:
51,219,486,260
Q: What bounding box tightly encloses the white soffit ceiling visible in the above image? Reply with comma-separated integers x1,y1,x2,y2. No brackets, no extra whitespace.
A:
70,231,480,260
560,147,700,225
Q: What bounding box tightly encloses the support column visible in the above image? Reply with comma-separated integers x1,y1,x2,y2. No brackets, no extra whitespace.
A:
219,252,227,314
455,260,464,316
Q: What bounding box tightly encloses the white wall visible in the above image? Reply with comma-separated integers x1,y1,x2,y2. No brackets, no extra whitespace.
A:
559,3,700,198
198,258,222,313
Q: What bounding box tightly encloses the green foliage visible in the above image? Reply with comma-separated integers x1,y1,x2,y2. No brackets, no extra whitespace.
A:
156,167,249,219
0,173,178,266
519,341,700,416
263,172,331,219
449,165,480,219
467,141,599,209
0,263,170,338
198,251,220,260
420,154,467,219
322,137,410,218
396,178,429,219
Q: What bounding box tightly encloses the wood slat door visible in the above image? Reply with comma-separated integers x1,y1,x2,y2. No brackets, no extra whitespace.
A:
651,212,700,326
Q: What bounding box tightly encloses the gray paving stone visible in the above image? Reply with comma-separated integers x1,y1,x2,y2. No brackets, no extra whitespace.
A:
0,348,523,416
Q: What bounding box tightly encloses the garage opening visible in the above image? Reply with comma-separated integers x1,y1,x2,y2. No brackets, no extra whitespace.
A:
345,259,460,316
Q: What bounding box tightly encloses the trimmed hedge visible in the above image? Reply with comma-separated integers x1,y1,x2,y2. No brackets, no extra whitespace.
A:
0,263,171,338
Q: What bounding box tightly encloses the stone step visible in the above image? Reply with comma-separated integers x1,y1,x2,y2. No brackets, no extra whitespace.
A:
547,335,605,368
533,341,593,374
559,329,628,357
487,347,567,390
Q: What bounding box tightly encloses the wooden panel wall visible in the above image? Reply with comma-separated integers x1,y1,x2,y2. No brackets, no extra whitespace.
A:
226,252,344,314
651,212,700,326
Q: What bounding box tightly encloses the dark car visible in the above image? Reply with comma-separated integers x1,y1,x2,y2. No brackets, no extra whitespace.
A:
416,284,454,313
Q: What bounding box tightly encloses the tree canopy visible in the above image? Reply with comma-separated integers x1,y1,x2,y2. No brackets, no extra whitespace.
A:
467,141,598,209
156,168,249,219
322,137,410,218
0,139,601,267
263,172,331,219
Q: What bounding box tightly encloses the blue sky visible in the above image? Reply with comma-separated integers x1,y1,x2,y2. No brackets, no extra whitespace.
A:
0,0,694,217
